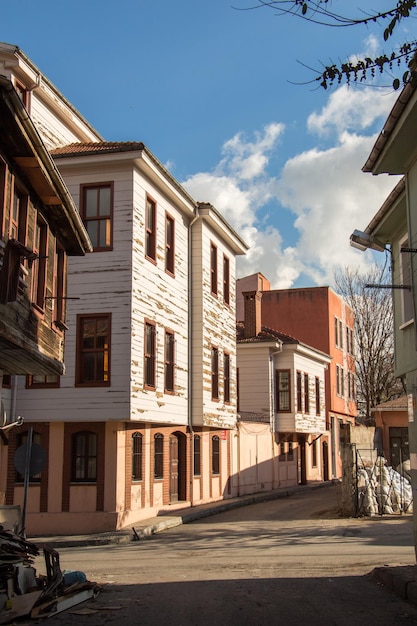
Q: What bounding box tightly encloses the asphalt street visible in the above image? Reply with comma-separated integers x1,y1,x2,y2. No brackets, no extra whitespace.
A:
29,484,417,625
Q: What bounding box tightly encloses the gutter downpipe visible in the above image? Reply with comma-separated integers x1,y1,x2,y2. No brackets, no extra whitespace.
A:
10,375,18,423
270,347,282,489
188,210,199,507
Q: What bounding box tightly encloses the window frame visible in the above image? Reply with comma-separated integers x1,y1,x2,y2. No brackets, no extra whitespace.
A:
10,183,28,245
52,241,67,332
304,373,309,413
223,254,230,305
210,242,218,296
336,365,345,397
212,435,220,475
144,320,156,389
14,80,29,109
223,352,231,404
336,365,340,396
296,371,303,412
145,194,157,263
276,369,291,412
154,433,164,479
31,213,48,313
1,374,11,388
75,313,111,387
350,328,354,355
80,182,113,252
315,376,320,416
0,159,6,238
211,346,219,400
26,374,60,389
164,329,175,393
132,432,143,482
194,434,201,476
165,212,175,275
71,431,98,483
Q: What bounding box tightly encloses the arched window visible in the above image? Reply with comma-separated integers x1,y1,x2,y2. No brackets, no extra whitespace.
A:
132,432,143,481
194,435,201,476
71,431,97,482
154,433,164,479
212,435,220,475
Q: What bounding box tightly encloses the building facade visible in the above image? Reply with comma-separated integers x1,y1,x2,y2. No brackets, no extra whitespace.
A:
236,274,357,479
0,44,248,535
372,397,409,469
237,290,331,487
0,69,91,401
351,79,417,555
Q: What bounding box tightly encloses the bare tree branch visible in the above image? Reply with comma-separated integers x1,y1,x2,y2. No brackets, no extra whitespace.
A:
335,264,403,424
235,1,417,89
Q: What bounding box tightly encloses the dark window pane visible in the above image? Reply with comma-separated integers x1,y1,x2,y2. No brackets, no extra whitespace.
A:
99,187,111,216
85,188,98,217
154,434,164,479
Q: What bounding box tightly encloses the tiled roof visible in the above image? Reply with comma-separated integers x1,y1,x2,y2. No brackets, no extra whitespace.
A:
51,141,145,157
50,141,197,208
372,396,408,411
237,322,299,344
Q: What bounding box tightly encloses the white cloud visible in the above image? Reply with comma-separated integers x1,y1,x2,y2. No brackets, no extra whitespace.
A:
277,131,397,284
307,84,397,136
218,122,285,180
183,123,283,230
181,87,400,290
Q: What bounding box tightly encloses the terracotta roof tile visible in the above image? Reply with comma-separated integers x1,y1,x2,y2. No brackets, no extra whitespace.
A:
372,396,407,411
51,141,145,157
237,322,299,344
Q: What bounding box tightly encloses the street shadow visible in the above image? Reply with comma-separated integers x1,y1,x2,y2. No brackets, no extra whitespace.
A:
42,573,417,626
126,514,414,551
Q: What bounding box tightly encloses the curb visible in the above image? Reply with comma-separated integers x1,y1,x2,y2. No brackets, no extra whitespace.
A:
371,565,417,607
32,481,334,549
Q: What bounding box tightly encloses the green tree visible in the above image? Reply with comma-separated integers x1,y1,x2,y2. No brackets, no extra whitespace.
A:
335,264,403,424
239,1,417,89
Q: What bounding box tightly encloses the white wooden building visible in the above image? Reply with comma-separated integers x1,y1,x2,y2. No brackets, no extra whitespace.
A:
237,291,332,486
0,43,248,534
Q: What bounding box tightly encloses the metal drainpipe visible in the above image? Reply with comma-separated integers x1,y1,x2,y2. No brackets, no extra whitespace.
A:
236,424,240,497
188,212,199,506
270,348,282,489
10,375,18,423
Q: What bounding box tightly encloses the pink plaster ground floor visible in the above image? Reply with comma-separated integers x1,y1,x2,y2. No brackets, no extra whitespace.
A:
0,419,330,535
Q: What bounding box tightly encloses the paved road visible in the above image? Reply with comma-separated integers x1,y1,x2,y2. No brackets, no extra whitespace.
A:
33,484,417,625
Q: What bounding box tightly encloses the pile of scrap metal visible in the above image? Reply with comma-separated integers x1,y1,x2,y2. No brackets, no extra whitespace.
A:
0,528,99,623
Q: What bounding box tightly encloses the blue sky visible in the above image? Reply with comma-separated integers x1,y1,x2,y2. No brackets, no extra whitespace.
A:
1,1,406,288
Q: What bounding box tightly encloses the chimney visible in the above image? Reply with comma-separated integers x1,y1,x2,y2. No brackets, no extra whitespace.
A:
243,290,262,338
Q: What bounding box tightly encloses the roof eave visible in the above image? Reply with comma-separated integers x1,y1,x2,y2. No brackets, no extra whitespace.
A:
0,75,92,255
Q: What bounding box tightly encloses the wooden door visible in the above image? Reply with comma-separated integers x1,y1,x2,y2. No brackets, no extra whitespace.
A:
169,435,179,502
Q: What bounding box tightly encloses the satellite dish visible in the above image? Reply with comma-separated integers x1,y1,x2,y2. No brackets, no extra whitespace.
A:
14,443,46,477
